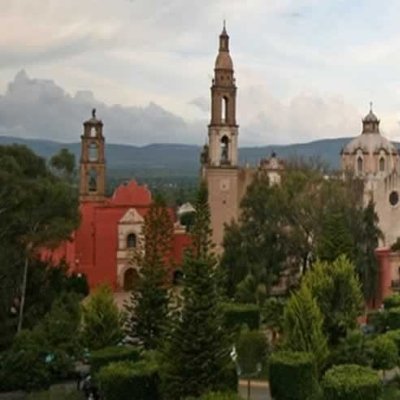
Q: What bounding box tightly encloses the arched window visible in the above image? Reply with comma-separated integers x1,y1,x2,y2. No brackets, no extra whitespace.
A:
221,96,228,123
357,157,363,174
88,142,98,162
220,135,229,164
379,157,385,172
88,169,97,192
90,127,97,137
126,233,137,249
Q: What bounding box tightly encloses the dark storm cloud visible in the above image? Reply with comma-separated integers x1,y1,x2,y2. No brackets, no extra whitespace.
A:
0,71,203,145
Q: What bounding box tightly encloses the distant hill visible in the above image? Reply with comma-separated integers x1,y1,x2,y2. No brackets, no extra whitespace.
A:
1,135,391,179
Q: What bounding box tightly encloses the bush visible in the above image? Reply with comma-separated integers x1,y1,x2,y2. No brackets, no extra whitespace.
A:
369,335,398,371
322,364,382,400
236,329,268,376
221,303,260,331
366,310,387,333
269,351,318,400
384,330,400,355
97,360,160,400
384,294,400,310
387,308,400,330
90,345,141,374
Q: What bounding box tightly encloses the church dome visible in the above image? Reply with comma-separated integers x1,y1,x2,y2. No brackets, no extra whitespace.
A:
342,106,397,155
342,133,397,155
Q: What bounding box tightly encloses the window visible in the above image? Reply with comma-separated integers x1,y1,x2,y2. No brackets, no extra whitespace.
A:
389,191,399,207
379,157,385,172
88,169,97,192
221,96,228,123
126,233,137,249
90,127,97,137
357,157,363,174
88,142,98,162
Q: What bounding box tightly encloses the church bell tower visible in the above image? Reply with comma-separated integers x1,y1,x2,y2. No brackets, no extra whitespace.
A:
79,109,106,202
208,23,238,166
204,25,240,252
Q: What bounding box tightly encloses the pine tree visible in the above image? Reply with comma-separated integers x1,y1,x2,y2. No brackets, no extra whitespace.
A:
284,285,329,371
162,182,232,399
82,285,124,350
124,195,173,350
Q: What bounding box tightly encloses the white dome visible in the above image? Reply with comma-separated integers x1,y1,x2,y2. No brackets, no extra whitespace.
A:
343,133,398,155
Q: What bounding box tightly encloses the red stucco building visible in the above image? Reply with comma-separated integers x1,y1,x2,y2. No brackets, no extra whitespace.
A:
43,111,190,290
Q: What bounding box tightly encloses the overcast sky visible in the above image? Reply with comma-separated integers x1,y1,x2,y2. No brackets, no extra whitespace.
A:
1,0,400,146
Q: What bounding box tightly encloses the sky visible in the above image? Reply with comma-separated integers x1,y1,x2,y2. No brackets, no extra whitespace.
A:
1,0,400,146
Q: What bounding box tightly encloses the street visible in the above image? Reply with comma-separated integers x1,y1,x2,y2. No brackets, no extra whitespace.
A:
238,380,270,400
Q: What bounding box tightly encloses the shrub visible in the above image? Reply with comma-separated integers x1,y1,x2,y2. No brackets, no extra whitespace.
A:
269,351,318,400
322,364,382,400
90,345,141,374
221,303,260,331
327,330,371,368
236,329,268,376
384,330,400,355
97,360,160,400
369,335,398,371
384,294,400,310
366,310,387,333
387,307,400,330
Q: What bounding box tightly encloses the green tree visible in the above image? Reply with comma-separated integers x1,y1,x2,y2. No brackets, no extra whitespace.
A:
49,148,76,182
124,195,173,350
356,200,382,301
369,335,398,379
303,256,363,345
82,285,124,350
284,285,329,371
222,172,287,297
0,145,80,336
162,183,232,399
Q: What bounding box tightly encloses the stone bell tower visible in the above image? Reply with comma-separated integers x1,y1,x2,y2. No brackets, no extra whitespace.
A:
204,24,241,252
79,109,106,202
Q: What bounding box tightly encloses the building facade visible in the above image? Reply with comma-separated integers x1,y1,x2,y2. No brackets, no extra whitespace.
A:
342,107,400,304
43,111,190,291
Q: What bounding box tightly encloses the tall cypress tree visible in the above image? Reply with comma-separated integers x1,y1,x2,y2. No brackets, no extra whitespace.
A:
356,200,382,301
124,195,173,350
162,182,232,399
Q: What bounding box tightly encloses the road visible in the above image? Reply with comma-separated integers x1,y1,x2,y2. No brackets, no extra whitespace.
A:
238,380,270,400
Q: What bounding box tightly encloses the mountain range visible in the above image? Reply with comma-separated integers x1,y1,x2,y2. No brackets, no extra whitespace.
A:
1,135,396,180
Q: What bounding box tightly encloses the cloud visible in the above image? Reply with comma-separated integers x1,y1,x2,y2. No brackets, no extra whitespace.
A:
0,70,378,148
0,70,203,145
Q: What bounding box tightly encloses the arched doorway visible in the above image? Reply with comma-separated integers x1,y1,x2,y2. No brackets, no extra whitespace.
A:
123,268,139,291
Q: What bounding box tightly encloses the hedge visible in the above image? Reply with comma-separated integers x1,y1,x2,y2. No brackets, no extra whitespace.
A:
322,364,382,400
384,329,400,355
384,294,400,310
90,345,141,374
221,303,260,331
387,308,400,330
269,351,317,400
97,360,160,400
369,335,398,371
236,330,268,376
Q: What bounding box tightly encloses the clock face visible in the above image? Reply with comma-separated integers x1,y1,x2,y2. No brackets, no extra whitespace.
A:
220,179,230,191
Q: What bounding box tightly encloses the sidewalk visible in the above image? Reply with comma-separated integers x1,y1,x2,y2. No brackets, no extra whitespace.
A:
238,379,270,400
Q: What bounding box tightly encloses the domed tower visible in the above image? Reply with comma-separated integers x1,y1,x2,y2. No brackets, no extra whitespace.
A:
204,24,241,252
79,109,106,202
341,105,398,180
208,22,238,166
